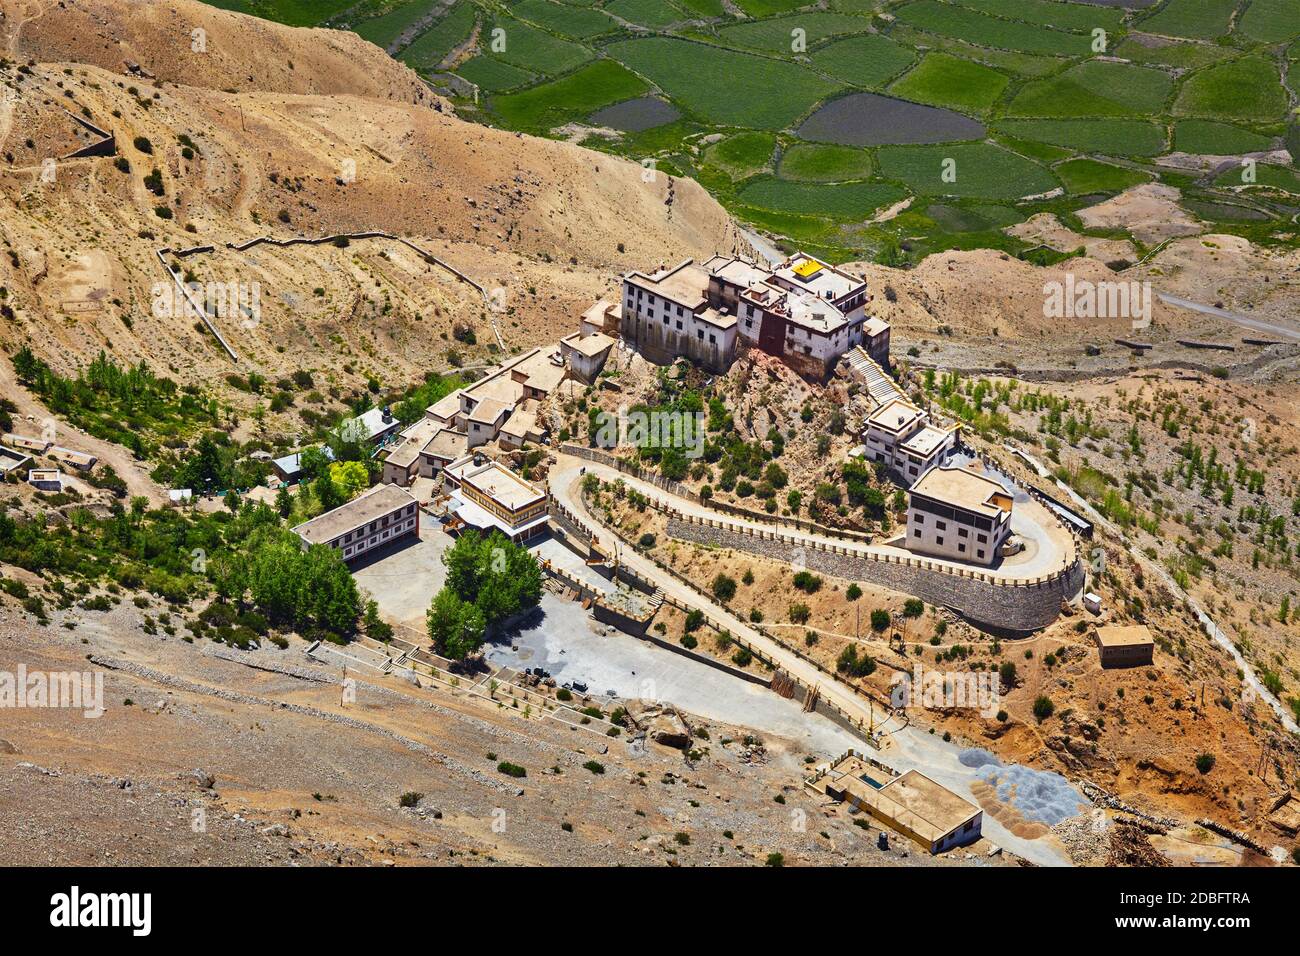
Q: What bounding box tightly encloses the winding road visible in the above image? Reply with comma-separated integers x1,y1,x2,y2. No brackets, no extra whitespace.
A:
548,452,1077,865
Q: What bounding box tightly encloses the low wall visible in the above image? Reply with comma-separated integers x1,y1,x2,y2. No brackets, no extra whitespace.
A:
667,517,1084,633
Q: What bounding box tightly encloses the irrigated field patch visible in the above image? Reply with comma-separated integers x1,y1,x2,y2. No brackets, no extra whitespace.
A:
472,13,593,73
887,52,1010,114
1173,55,1289,124
997,118,1168,156
703,131,778,179
608,37,840,128
892,1,1095,55
809,34,917,88
717,12,874,54
1007,60,1173,118
1138,0,1239,39
738,177,907,218
512,0,619,38
876,142,1058,199
605,0,687,28
1173,120,1276,155
397,1,476,71
492,60,648,130
1054,158,1152,195
778,143,874,181
952,0,1126,33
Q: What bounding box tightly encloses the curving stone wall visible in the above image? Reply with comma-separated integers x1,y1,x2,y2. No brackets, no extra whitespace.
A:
667,518,1084,634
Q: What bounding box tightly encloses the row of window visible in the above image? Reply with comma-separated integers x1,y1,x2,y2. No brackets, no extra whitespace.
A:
338,504,417,546
911,527,986,560
340,517,417,557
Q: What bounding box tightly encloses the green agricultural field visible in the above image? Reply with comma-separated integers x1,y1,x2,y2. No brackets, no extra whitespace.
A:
206,0,1300,260
1174,55,1290,123
1238,0,1300,43
607,37,841,128
352,0,445,50
202,0,358,27
470,13,593,73
1054,158,1151,194
512,0,618,38
892,1,1095,55
1113,37,1232,70
717,13,874,54
738,177,906,218
808,34,917,88
605,0,687,28
1174,120,1276,155
704,131,778,178
778,143,874,181
456,55,536,92
1138,0,1239,40
491,60,648,129
1213,162,1300,194
951,0,1126,34
1006,61,1174,118
733,0,807,16
397,2,477,72
888,53,1009,113
876,142,1058,199
997,118,1168,156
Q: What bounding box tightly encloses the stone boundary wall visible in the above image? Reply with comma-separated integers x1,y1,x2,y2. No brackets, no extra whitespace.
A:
667,517,1084,633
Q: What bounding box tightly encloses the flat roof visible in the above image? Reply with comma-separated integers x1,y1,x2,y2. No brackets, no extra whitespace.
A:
420,427,467,462
900,424,953,458
867,397,924,433
426,388,464,421
343,406,399,443
877,770,981,841
468,397,511,426
292,483,416,545
272,446,334,475
910,465,1010,517
1096,624,1154,648
624,259,709,310
500,402,542,440
448,455,546,512
384,419,442,469
864,316,890,337
514,354,567,394
563,331,616,358
774,253,863,302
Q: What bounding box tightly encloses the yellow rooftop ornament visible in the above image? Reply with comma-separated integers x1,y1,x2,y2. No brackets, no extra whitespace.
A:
793,257,823,278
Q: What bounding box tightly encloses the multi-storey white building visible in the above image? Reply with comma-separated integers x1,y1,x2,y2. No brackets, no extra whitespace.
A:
621,252,888,378
863,397,960,487
292,483,420,563
905,466,1013,566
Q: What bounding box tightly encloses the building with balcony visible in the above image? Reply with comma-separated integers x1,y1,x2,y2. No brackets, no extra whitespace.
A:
906,465,1013,566
292,483,419,563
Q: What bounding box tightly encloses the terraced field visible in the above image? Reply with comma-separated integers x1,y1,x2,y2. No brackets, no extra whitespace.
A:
208,0,1300,262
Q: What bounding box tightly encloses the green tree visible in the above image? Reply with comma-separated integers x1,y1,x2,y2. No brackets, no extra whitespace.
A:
328,460,369,501
427,587,486,659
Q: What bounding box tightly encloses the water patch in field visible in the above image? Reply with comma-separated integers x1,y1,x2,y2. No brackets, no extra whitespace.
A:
797,92,984,147
589,96,681,133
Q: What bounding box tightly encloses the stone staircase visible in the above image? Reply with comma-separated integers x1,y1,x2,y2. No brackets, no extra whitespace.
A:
847,346,906,408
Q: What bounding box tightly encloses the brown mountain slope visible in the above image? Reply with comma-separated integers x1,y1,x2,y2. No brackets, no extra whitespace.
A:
6,0,432,103
0,0,746,387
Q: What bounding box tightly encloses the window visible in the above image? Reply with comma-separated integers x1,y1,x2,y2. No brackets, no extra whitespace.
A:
977,533,987,544
958,528,968,538
914,514,924,524
912,528,921,537
936,537,944,546
936,520,946,531
958,544,966,553
977,549,984,559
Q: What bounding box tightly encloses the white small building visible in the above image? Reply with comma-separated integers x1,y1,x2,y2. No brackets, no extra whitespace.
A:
342,406,402,447
863,398,958,487
292,483,419,563
443,453,549,543
906,466,1013,566
27,468,64,492
560,330,616,383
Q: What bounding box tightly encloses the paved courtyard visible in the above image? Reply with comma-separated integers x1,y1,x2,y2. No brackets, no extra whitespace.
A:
350,523,451,631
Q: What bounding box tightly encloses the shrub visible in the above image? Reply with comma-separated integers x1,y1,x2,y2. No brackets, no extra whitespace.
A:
638,532,656,548
1194,753,1215,774
497,762,527,778
902,598,924,618
583,760,605,774
792,570,822,593
732,647,752,667
674,832,690,846
556,687,572,702
712,573,737,602
869,609,891,632
846,583,862,601
1033,696,1055,721
999,661,1017,688
765,852,784,867
789,603,811,624
399,791,423,808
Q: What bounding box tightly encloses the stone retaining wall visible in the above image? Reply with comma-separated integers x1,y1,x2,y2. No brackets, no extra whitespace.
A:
667,517,1083,633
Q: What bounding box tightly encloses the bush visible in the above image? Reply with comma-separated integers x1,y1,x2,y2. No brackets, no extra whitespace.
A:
399,791,423,808
712,573,737,602
556,687,572,702
638,532,656,548
902,598,924,618
1033,696,1055,721
846,583,862,601
1194,753,1215,775
869,609,891,632
583,760,605,774
999,661,1017,688
789,603,810,624
684,608,705,632
765,852,784,867
792,570,822,594
680,634,698,650
732,647,752,667
674,832,690,846
497,761,527,778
